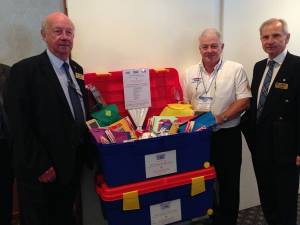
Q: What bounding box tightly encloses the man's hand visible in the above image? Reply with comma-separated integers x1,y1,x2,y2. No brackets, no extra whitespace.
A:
215,115,223,124
38,166,56,183
296,156,300,167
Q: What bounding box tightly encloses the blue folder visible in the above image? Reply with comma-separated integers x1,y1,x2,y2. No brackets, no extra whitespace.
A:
178,112,216,133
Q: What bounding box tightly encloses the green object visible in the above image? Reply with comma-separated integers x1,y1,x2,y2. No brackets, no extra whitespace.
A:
91,104,122,127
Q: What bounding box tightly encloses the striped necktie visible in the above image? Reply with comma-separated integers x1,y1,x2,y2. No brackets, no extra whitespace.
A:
62,62,85,124
257,60,276,119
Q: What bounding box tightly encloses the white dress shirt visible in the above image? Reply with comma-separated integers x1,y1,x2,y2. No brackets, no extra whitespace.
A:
46,49,86,119
181,59,252,129
257,49,287,107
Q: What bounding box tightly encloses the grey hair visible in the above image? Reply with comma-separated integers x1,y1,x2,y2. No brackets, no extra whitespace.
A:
41,17,49,34
199,28,223,43
259,18,289,35
40,12,75,34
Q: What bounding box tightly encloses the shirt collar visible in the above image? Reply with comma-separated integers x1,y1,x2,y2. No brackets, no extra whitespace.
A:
268,49,287,66
46,49,70,69
199,58,223,73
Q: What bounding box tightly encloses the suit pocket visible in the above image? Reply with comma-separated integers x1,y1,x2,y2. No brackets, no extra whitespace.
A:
273,121,297,164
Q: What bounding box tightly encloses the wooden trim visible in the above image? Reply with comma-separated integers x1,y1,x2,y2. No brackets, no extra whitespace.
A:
63,0,68,15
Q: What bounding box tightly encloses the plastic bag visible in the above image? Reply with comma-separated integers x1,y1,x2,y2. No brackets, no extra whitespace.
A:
159,103,194,117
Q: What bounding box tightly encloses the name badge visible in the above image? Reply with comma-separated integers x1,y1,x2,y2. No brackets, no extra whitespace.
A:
275,82,288,90
197,96,213,112
75,72,84,80
192,77,201,83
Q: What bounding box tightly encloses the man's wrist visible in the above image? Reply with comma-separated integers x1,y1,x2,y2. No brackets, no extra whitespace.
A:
215,114,228,124
221,114,228,123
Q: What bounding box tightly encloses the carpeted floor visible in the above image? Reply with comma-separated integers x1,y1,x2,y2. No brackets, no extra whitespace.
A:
12,196,300,225
236,205,267,225
236,195,300,225
175,195,300,225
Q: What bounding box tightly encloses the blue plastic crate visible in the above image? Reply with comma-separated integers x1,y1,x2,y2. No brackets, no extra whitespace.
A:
96,130,211,186
96,167,215,225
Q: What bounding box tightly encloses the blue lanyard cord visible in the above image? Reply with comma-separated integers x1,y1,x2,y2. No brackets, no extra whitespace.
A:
196,60,223,94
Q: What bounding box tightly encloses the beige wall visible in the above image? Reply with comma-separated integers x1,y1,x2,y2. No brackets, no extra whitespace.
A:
223,0,300,81
67,0,221,76
0,0,63,66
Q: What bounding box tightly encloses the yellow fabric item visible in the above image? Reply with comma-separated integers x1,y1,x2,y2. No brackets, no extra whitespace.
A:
123,191,140,211
191,176,206,196
154,68,169,72
160,103,194,117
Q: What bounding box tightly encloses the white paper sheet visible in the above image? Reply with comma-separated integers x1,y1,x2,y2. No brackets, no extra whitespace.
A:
150,199,182,225
123,68,151,109
145,150,177,178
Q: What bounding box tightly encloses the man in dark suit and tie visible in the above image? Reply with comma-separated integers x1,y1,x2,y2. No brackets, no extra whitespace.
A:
5,12,91,225
242,18,300,225
0,63,12,225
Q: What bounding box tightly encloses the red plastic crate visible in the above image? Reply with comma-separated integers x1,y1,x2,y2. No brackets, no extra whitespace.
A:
96,167,216,225
84,68,183,126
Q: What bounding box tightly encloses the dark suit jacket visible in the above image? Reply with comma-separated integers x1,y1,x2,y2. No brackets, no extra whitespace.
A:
242,52,300,164
0,63,10,140
0,63,12,178
4,51,91,184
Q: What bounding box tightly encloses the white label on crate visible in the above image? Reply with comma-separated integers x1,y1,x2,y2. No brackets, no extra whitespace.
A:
150,199,182,225
145,150,177,178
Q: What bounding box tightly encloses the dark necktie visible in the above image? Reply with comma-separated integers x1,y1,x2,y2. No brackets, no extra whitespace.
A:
62,62,85,124
257,60,276,119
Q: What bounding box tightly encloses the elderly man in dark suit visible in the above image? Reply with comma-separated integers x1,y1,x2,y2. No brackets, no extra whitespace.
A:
5,12,91,225
242,18,300,225
0,63,12,225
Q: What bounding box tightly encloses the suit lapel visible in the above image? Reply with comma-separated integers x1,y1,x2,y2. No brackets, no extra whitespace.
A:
251,59,267,121
258,53,291,121
39,52,74,118
69,62,89,117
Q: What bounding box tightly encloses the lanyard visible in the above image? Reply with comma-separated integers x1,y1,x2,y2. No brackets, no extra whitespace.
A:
195,60,223,95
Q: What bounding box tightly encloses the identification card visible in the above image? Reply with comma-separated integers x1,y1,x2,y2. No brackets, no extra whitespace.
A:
197,96,213,112
275,82,288,90
75,72,84,80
